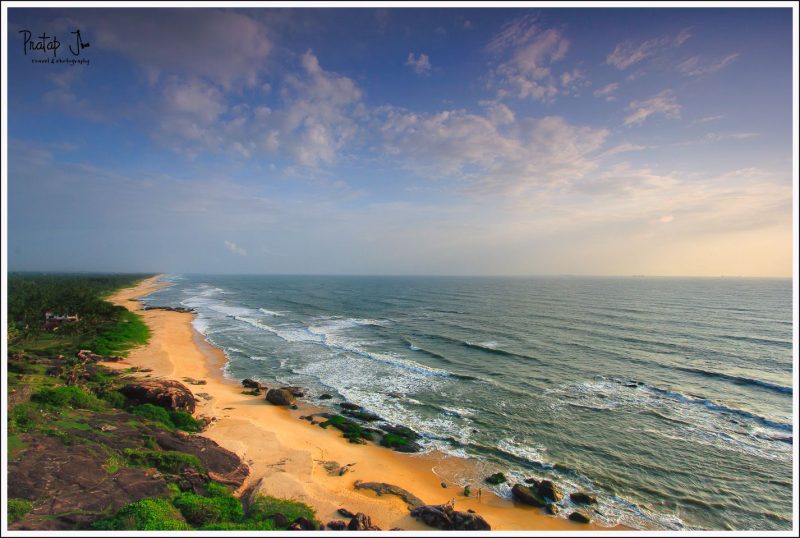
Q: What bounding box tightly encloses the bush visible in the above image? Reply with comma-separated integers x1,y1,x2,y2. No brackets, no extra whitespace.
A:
91,498,189,530
129,404,202,432
8,498,32,523
247,495,317,527
131,403,172,425
169,410,203,432
205,482,230,497
11,403,44,431
173,492,243,526
31,386,104,410
100,390,127,409
123,448,205,474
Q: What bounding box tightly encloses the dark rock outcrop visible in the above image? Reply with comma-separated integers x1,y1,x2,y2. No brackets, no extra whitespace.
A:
347,512,381,531
338,508,356,518
288,516,317,530
526,478,562,502
570,491,597,505
327,520,347,530
410,504,491,531
339,402,361,411
353,480,425,510
545,503,559,515
485,472,507,485
266,388,297,406
120,380,196,413
153,430,249,488
568,511,592,524
283,386,305,397
511,484,548,507
242,378,262,389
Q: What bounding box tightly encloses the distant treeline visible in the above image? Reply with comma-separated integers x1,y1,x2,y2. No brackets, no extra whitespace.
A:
7,273,154,355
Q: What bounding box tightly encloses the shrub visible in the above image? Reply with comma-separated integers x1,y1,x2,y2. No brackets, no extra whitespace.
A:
11,403,43,431
205,482,230,497
8,498,32,523
91,498,189,530
31,386,104,410
169,411,202,432
247,495,317,527
99,390,127,409
131,403,172,425
173,492,243,526
123,448,205,474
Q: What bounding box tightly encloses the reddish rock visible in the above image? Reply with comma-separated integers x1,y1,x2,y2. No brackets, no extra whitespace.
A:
121,380,196,413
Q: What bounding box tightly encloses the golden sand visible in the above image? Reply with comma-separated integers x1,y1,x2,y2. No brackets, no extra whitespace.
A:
104,275,625,531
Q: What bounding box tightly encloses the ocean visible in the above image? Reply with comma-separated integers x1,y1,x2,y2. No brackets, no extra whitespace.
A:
140,274,794,530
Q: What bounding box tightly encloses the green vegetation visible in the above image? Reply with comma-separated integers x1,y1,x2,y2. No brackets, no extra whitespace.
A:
92,492,318,531
89,310,150,356
8,499,33,523
8,273,153,356
464,485,472,497
32,386,104,410
123,448,206,474
319,414,371,443
380,432,411,448
130,403,203,432
91,498,190,530
485,472,507,485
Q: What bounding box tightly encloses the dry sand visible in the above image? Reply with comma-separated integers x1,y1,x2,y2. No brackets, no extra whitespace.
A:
104,275,625,532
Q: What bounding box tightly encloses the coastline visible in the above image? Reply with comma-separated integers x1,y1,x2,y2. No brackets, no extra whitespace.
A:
104,275,621,531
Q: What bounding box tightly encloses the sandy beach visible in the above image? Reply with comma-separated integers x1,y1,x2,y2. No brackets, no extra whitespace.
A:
103,275,619,532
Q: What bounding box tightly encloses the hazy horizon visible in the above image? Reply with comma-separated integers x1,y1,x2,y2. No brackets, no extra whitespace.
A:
6,7,795,277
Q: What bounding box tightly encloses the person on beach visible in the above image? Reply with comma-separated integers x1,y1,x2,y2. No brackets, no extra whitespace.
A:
478,488,482,499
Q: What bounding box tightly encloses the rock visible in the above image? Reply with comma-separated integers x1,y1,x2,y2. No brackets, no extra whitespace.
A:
120,380,196,413
410,504,491,531
266,388,297,406
485,472,507,485
527,478,562,502
511,484,548,507
344,410,382,422
282,386,305,397
242,378,262,389
319,393,333,400
353,480,425,510
347,512,380,531
441,482,448,488
288,516,317,530
339,402,361,411
570,491,597,505
338,508,356,518
327,520,347,530
545,503,559,515
568,511,592,524
45,366,63,377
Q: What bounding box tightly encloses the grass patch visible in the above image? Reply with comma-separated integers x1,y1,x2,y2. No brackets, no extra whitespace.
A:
129,403,202,432
247,495,317,526
173,492,243,526
53,420,92,431
91,498,189,530
31,386,105,411
7,434,27,458
123,448,205,474
89,310,149,356
8,498,33,523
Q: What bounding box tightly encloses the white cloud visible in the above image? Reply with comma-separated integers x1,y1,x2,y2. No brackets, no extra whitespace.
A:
377,106,608,194
624,90,682,126
405,52,433,76
677,53,739,76
693,114,725,124
607,28,691,70
487,15,572,102
593,82,620,101
224,241,248,256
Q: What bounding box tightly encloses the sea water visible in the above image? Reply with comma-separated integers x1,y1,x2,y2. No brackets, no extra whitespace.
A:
141,275,794,530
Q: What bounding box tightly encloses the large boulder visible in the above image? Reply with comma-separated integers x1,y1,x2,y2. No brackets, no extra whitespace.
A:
511,484,548,507
120,380,196,413
266,388,297,406
570,491,597,505
527,478,562,502
241,379,262,389
485,472,507,485
568,510,592,524
410,504,491,531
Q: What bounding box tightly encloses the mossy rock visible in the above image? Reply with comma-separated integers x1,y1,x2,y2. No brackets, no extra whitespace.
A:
485,472,507,485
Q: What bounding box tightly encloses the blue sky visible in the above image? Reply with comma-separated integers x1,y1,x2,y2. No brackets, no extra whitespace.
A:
5,7,795,276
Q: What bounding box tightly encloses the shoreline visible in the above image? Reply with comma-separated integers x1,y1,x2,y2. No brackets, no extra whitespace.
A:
104,274,623,531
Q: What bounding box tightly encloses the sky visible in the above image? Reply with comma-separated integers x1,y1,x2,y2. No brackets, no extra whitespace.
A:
4,6,795,276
